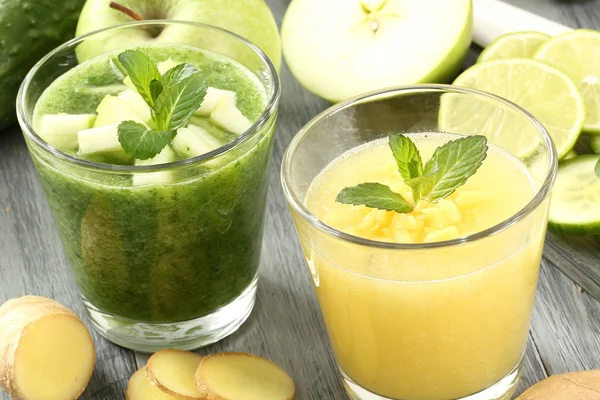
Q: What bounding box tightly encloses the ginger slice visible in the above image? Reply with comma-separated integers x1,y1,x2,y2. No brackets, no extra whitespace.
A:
195,352,295,400
516,370,600,399
126,367,180,400
0,296,95,400
147,349,203,399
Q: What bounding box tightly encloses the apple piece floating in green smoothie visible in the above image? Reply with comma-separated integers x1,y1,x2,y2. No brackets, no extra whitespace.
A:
117,89,152,122
133,145,178,186
172,124,223,159
78,124,127,156
94,94,149,127
195,88,237,116
39,113,96,151
210,100,252,135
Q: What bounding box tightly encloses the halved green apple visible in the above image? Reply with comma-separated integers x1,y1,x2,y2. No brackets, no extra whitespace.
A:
281,0,472,102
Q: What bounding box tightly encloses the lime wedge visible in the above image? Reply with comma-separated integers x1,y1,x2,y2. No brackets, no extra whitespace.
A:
440,59,585,159
478,31,550,63
535,29,600,135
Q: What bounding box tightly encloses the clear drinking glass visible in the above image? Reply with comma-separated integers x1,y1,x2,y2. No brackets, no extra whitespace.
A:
282,85,557,400
17,21,280,352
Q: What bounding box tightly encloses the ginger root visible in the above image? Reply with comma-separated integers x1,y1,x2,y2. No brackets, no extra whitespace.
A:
195,352,295,400
0,296,96,400
517,370,600,399
147,349,203,399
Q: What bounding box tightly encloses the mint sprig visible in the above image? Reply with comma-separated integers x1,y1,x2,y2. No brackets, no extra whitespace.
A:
595,158,600,178
336,133,488,213
116,50,207,160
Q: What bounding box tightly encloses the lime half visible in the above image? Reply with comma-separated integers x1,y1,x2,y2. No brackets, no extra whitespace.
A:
549,155,600,235
478,31,550,63
441,59,585,159
535,29,600,135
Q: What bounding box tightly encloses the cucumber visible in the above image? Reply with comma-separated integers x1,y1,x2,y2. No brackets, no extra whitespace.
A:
549,155,600,235
39,113,96,151
591,135,600,154
210,100,252,135
133,145,177,186
195,87,237,116
117,89,152,123
78,124,126,156
172,124,223,159
93,95,148,127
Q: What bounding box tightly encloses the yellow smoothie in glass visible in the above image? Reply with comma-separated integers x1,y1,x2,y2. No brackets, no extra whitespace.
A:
300,133,547,400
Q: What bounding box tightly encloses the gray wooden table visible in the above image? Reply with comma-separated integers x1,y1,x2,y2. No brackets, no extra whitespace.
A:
1,0,600,399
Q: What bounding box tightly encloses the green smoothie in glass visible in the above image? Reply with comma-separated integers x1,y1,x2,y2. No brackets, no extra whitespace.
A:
18,22,279,351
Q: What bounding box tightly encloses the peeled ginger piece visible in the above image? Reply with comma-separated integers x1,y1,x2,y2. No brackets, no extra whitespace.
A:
147,349,203,399
195,352,295,400
126,367,179,400
0,296,96,400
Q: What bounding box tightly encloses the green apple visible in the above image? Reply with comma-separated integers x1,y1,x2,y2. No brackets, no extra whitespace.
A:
281,0,472,102
75,0,281,70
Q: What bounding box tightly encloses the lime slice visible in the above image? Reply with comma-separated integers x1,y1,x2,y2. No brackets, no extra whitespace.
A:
591,135,600,154
478,31,550,63
441,59,585,159
549,155,600,235
535,29,600,135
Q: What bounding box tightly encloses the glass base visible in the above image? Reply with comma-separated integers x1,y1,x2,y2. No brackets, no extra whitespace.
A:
342,360,522,400
84,277,257,352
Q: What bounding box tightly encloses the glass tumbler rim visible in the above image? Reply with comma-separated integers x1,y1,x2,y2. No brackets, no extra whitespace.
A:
16,20,281,173
281,84,558,250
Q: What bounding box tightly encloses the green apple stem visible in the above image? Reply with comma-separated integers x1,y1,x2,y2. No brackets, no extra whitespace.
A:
109,2,144,21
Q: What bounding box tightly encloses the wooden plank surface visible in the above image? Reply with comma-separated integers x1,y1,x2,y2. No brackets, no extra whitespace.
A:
1,0,599,399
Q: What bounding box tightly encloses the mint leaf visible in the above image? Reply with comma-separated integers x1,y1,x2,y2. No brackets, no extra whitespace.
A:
416,135,488,202
389,133,423,200
162,63,197,88
154,74,207,131
118,50,162,107
149,79,163,104
595,158,600,178
389,133,423,180
336,183,414,213
117,121,173,160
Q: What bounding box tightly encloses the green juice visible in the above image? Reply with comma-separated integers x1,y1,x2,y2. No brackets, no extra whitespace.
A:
30,44,275,323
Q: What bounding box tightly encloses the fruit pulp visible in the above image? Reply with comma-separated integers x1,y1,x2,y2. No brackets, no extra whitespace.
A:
301,133,548,399
29,44,275,323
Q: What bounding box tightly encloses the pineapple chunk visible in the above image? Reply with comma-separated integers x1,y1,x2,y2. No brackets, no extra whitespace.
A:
423,226,460,243
39,113,96,150
210,100,252,135
195,88,237,116
133,146,177,186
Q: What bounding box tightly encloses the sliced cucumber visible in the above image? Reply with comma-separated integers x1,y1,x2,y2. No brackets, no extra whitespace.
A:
93,95,147,127
591,135,600,154
78,124,125,156
39,113,96,150
172,124,223,159
133,145,177,186
117,89,152,123
210,100,252,135
549,155,600,235
195,87,237,116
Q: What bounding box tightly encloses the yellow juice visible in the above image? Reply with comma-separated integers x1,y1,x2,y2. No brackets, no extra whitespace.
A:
299,133,548,400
